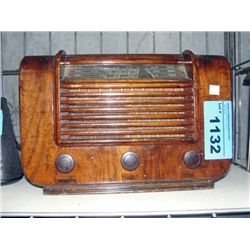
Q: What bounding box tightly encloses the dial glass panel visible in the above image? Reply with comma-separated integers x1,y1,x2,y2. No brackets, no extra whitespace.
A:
61,64,189,80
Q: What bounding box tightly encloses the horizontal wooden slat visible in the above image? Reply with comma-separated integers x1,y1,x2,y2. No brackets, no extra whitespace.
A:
61,78,192,83
60,105,193,113
60,97,193,105
60,128,194,136
61,82,193,89
61,88,192,93
60,91,193,98
59,137,194,145
61,59,191,65
61,112,193,121
61,54,191,65
60,120,193,128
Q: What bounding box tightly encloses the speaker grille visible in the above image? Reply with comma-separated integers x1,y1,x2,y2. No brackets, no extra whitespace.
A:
56,65,195,145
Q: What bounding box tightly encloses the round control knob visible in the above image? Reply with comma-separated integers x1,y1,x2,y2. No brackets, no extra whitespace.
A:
121,152,140,171
56,154,75,173
183,150,201,169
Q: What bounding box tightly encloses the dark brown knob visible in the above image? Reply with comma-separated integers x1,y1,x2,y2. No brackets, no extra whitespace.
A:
183,150,201,169
121,152,139,171
56,154,75,173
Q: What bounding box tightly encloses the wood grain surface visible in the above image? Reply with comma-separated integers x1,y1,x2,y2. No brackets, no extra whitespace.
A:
19,51,231,193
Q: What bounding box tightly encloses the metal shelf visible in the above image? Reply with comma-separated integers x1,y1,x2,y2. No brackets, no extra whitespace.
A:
1,164,250,218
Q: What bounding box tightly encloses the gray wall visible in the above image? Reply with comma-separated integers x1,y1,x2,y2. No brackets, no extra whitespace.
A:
3,31,250,169
0,33,2,181
0,31,225,142
234,32,250,167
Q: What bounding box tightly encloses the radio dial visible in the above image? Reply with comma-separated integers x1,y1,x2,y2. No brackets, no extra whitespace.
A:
121,152,140,171
56,154,75,173
183,151,201,169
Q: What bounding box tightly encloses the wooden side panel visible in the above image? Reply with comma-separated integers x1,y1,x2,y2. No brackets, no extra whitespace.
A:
196,55,231,185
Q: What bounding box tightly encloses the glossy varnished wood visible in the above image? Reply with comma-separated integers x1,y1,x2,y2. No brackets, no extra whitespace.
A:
19,51,231,193
62,54,192,65
44,180,214,195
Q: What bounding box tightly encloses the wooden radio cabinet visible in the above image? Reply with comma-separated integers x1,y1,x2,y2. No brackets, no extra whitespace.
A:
19,50,232,194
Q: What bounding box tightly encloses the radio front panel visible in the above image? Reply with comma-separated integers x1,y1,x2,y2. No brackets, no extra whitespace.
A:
19,50,232,194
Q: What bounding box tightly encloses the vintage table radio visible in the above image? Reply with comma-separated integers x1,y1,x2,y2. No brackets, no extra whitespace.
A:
19,50,232,194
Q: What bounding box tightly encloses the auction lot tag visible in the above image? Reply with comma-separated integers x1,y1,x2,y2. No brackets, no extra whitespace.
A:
204,101,232,160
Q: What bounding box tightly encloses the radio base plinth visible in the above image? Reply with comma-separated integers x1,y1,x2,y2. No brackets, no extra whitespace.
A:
43,180,214,195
